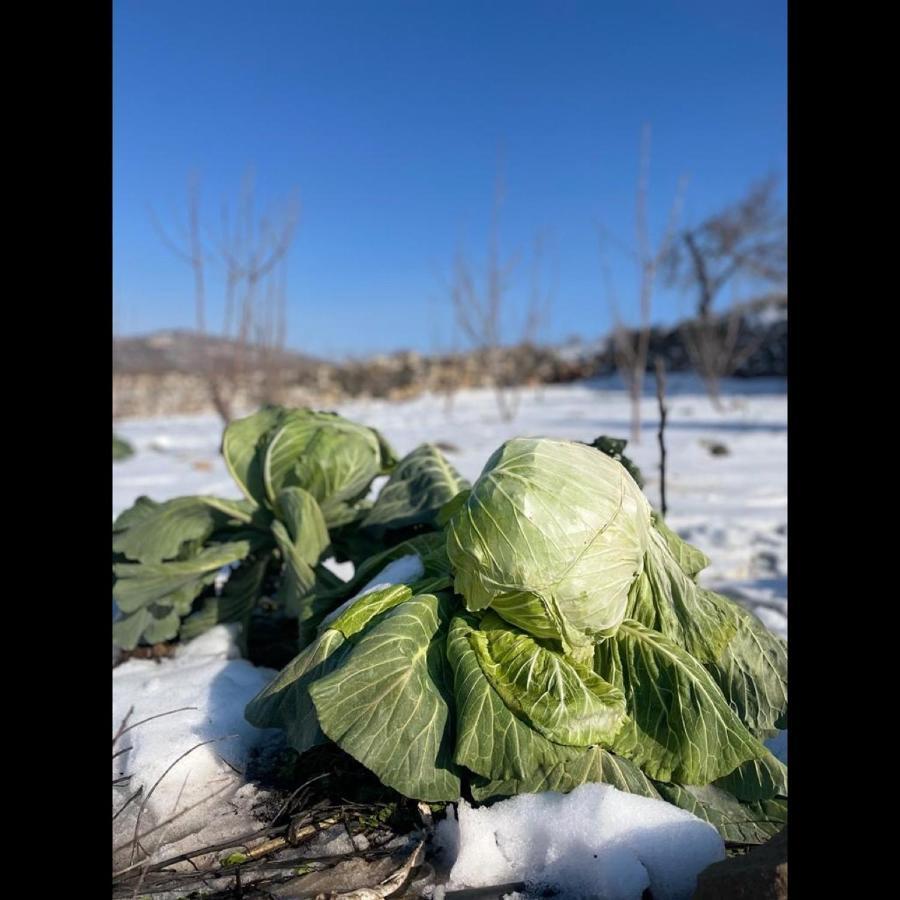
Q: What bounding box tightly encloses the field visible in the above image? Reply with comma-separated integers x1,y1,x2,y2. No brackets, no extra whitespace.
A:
112,375,787,898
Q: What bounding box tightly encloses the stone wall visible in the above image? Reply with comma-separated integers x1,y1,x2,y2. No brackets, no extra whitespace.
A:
113,302,786,420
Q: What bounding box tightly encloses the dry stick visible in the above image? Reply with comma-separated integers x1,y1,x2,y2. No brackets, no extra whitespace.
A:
114,799,379,889
115,801,356,886
655,356,668,518
127,845,397,889
116,828,396,896
114,822,290,882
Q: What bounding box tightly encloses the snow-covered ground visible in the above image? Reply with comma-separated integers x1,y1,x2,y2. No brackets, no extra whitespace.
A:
112,626,278,869
114,375,788,637
113,376,787,890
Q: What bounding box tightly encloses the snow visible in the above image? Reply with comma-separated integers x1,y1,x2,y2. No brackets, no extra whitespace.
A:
436,784,725,900
112,625,277,858
319,553,425,627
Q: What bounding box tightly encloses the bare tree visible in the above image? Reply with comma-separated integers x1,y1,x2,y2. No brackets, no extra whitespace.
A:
599,125,686,443
151,172,300,423
444,164,552,422
664,176,786,406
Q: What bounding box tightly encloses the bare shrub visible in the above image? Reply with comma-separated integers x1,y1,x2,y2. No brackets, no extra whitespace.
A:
599,125,686,443
151,170,300,424
442,161,553,422
664,176,786,406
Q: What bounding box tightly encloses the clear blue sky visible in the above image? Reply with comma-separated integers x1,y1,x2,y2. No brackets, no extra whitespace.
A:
113,0,786,359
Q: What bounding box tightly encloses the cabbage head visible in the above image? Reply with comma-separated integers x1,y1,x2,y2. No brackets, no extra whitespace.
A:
223,407,396,526
446,437,652,653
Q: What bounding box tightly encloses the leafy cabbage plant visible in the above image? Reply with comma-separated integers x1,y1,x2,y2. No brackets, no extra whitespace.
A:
112,407,467,654
247,436,787,843
586,435,644,488
113,433,134,461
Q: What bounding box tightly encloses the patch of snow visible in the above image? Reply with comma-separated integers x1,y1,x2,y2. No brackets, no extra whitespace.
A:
322,556,355,582
112,625,277,857
436,784,724,900
320,554,425,627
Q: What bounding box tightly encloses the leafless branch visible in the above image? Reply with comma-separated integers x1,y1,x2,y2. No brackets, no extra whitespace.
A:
655,356,668,517
599,124,688,443
442,154,551,422
664,176,786,405
151,172,300,424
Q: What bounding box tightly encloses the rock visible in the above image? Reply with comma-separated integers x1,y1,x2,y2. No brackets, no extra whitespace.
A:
700,439,730,456
692,828,787,900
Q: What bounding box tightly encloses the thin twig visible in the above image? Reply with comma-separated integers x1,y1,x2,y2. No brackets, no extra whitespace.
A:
655,356,668,517
113,787,144,822
113,705,135,746
114,706,198,745
271,772,330,826
129,738,222,865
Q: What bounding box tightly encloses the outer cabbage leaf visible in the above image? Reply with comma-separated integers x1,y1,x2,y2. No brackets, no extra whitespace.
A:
181,556,270,642
626,527,737,664
245,585,415,755
653,782,787,844
649,512,710,580
112,496,256,565
270,486,330,635
586,436,644,489
114,599,199,649
447,612,581,780
362,443,470,533
625,528,787,736
713,748,787,802
447,438,651,652
597,619,765,784
436,489,471,527
222,407,290,506
141,607,182,644
113,541,251,613
472,747,661,803
113,607,153,649
309,593,461,801
113,496,160,532
245,627,351,755
113,433,135,461
703,597,788,736
469,612,626,747
319,533,451,608
326,584,413,638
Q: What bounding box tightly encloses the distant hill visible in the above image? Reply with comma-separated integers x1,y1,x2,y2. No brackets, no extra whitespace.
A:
113,295,786,417
112,329,328,375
